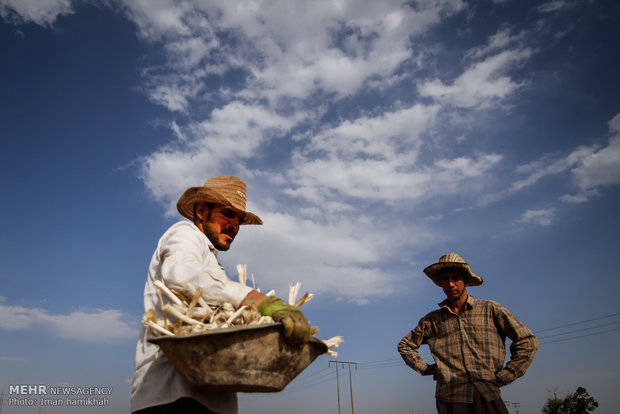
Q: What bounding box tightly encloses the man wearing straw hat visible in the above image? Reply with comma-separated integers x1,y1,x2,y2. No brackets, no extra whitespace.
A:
131,176,311,414
398,253,539,414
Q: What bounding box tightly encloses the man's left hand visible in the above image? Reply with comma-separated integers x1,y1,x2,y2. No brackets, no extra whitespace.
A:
258,296,311,345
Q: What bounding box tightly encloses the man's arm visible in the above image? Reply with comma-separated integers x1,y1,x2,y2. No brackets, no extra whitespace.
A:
158,222,253,307
493,303,540,385
398,320,434,376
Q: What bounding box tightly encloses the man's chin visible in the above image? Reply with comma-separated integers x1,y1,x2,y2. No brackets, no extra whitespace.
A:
214,239,232,251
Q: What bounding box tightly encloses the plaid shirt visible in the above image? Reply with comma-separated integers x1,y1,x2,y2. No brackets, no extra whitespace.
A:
398,295,539,403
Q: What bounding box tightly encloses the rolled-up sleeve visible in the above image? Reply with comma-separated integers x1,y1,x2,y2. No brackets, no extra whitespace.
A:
398,319,431,374
493,304,539,385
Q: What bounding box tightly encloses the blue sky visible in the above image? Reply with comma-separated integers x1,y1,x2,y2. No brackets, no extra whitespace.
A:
1,0,619,413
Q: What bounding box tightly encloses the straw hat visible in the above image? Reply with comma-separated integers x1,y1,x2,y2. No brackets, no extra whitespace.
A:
176,176,263,225
423,253,483,287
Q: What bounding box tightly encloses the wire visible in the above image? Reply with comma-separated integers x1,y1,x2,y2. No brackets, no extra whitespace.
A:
284,371,336,393
540,327,620,345
537,320,620,339
533,311,620,333
289,366,332,382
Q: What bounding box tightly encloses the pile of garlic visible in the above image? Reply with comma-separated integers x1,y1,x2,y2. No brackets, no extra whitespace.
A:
142,264,343,356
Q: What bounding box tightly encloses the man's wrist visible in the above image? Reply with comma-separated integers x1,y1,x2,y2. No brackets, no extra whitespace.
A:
241,290,267,309
495,370,510,386
422,364,436,376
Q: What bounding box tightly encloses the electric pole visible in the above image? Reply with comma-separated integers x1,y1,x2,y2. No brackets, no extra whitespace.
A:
330,360,357,414
329,361,342,414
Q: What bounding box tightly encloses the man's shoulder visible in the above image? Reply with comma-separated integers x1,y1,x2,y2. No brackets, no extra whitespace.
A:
419,307,447,322
162,220,197,235
159,220,204,245
470,297,508,312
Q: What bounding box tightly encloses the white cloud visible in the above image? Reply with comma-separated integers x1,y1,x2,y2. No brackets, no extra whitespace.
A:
466,28,527,60
570,115,620,191
559,191,595,204
228,210,435,303
418,48,533,109
519,208,556,226
481,114,620,207
147,82,193,113
287,150,502,206
510,145,597,194
503,118,618,191
307,104,439,160
121,0,467,110
0,356,23,361
140,101,298,214
538,0,575,14
559,113,620,202
0,303,135,341
0,0,72,26
284,103,498,205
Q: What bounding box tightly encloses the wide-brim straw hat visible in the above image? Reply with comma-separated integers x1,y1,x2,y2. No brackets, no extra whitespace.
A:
423,253,483,287
177,176,263,225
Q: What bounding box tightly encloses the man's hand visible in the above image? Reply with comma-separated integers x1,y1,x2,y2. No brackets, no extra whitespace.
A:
422,364,437,380
257,296,311,345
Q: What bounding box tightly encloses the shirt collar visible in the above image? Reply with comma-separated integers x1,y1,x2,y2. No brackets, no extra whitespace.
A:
438,295,475,310
209,244,219,258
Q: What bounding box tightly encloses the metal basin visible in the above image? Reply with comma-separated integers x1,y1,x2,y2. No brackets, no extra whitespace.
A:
149,323,328,393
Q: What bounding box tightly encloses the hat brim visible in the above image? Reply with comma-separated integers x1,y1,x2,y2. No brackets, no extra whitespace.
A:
176,187,263,225
423,262,483,287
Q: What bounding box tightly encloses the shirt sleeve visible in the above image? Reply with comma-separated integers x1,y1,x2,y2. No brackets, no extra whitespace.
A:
492,303,540,385
398,318,432,375
156,222,253,308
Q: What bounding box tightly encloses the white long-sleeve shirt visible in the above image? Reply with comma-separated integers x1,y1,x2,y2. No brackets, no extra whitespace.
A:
131,221,253,413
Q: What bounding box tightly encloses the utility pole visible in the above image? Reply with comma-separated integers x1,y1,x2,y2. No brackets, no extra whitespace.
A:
329,361,342,414
330,360,357,414
346,361,357,414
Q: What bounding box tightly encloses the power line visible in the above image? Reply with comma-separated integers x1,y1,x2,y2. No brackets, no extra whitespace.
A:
533,312,620,333
284,370,336,393
358,360,404,370
537,320,620,339
288,366,332,383
540,327,620,345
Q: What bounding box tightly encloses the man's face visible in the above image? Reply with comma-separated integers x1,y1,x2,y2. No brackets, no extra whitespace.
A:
439,270,467,302
197,204,244,251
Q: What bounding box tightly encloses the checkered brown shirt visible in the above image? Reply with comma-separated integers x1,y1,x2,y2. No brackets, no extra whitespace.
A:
398,295,539,403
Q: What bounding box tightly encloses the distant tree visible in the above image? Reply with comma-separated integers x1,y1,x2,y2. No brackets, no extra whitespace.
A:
542,387,598,414
543,396,563,414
